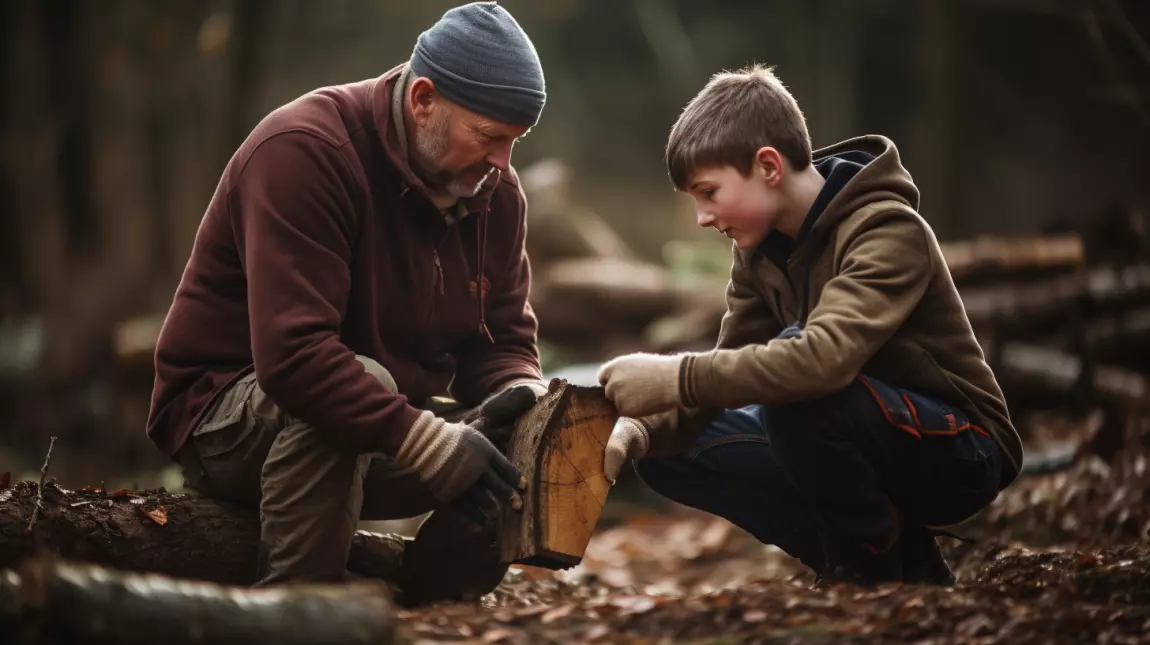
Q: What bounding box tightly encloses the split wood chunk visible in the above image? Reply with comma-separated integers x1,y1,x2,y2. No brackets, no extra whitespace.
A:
500,379,618,569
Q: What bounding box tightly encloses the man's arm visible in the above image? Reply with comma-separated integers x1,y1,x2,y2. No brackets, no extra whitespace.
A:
680,211,933,410
236,132,422,455
450,183,544,405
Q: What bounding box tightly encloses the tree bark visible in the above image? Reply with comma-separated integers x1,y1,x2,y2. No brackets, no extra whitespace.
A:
0,481,405,586
2,555,397,645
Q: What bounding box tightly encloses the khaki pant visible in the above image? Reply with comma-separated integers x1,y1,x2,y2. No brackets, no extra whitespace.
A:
177,356,506,598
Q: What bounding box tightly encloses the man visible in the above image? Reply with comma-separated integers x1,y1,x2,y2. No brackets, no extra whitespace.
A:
146,2,549,594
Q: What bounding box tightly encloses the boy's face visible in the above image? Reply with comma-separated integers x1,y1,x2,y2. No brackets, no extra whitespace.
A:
684,158,782,250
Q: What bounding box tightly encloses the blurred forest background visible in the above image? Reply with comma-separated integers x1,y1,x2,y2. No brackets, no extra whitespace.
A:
1,0,1149,490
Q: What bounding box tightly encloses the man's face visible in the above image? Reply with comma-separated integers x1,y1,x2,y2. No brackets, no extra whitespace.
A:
410,95,530,198
685,164,781,249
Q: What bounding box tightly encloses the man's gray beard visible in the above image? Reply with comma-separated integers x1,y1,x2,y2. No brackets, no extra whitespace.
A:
411,112,491,199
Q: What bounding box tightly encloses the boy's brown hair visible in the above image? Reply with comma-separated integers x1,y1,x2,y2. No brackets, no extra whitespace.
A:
666,64,812,190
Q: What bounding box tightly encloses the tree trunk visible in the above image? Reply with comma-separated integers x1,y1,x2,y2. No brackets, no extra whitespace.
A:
0,481,405,586
2,555,397,645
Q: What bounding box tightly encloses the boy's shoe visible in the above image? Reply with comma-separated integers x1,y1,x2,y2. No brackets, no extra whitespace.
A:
811,541,902,589
899,525,956,587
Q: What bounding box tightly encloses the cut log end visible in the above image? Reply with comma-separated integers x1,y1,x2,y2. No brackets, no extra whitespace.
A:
500,380,618,569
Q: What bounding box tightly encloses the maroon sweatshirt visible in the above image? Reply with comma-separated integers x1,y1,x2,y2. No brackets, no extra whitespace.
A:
147,65,543,458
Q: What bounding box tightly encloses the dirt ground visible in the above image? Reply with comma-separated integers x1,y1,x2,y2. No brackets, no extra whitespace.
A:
398,442,1150,645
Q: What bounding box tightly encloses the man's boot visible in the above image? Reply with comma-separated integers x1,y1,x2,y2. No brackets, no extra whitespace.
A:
397,508,510,606
899,524,956,586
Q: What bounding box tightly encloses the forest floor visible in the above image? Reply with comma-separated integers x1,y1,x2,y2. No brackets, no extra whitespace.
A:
398,435,1150,645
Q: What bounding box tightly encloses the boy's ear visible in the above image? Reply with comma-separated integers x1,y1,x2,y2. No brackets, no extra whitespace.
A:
754,146,784,186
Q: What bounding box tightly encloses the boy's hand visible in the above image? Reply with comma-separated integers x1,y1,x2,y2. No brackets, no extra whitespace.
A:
597,353,685,417
604,417,650,482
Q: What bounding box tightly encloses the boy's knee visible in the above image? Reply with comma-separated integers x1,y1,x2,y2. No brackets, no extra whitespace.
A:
355,355,398,393
633,455,692,495
768,380,872,437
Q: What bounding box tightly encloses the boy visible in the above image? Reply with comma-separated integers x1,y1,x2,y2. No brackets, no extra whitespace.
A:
597,65,1023,586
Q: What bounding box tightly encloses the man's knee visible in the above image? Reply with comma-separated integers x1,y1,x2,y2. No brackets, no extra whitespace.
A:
355,355,397,393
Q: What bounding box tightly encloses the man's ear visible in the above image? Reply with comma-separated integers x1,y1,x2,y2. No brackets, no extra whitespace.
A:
754,146,784,187
409,77,439,127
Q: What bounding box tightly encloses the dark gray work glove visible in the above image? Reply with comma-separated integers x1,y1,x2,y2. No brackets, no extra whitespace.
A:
463,380,549,450
395,411,525,511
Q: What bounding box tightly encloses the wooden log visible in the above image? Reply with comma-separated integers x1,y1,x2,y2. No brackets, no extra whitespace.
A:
2,555,396,645
940,233,1084,285
499,380,618,569
996,342,1148,406
961,264,1150,332
0,481,406,586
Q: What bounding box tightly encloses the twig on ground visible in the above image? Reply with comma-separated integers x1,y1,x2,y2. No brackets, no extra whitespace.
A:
26,436,58,534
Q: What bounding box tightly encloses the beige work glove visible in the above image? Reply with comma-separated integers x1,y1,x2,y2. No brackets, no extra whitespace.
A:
597,352,691,418
603,417,651,482
396,411,524,511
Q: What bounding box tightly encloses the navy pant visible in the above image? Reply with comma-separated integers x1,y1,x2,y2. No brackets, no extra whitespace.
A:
634,377,1002,569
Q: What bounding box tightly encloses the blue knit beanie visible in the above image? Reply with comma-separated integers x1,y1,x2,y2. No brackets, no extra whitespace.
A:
410,2,546,127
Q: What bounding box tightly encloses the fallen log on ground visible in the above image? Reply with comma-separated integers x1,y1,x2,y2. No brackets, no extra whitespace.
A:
2,555,397,645
1,382,623,601
0,481,406,586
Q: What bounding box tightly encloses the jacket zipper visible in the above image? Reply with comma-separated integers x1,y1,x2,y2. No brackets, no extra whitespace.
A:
427,234,446,324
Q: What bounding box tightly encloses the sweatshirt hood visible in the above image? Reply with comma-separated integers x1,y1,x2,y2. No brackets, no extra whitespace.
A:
805,135,920,241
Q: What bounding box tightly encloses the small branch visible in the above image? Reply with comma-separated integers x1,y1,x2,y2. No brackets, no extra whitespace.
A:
26,436,58,534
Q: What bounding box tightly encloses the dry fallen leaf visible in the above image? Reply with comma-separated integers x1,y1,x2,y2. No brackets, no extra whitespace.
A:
482,628,516,643
743,609,768,623
513,604,551,618
108,488,131,499
611,595,657,615
139,505,168,526
541,603,576,624
584,624,611,641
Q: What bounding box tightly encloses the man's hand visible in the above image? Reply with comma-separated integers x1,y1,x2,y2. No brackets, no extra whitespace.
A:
604,417,651,482
464,380,548,449
395,411,526,512
597,353,685,418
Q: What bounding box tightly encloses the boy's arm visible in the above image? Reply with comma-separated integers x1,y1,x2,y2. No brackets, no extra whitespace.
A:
618,254,783,458
680,211,932,410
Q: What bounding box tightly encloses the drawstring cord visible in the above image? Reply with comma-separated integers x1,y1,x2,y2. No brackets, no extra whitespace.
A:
476,208,493,343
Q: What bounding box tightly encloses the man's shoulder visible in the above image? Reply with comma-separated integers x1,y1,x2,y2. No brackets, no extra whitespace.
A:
240,78,378,160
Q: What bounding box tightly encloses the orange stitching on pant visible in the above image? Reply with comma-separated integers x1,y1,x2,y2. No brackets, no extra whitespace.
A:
857,376,921,439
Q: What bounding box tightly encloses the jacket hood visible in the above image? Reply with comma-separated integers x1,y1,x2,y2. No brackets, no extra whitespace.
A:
806,135,920,241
